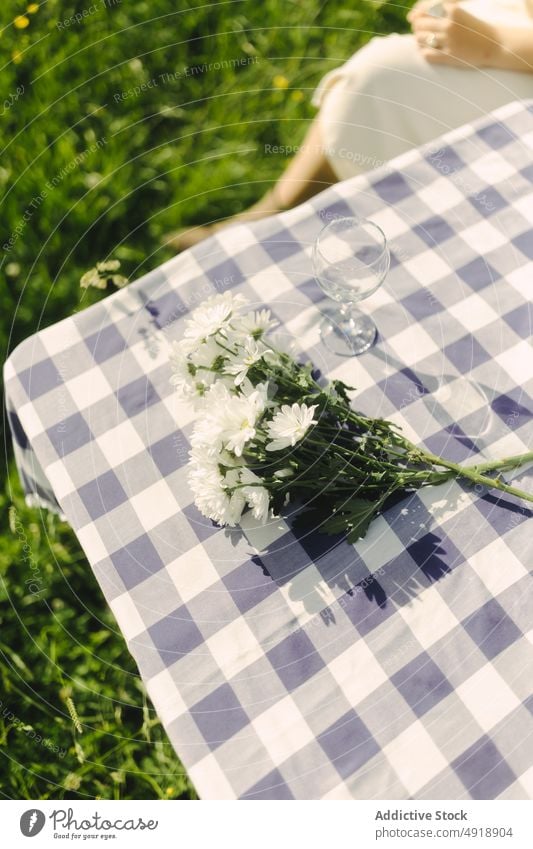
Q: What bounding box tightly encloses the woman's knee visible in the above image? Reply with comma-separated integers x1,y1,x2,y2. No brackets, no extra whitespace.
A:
342,34,421,96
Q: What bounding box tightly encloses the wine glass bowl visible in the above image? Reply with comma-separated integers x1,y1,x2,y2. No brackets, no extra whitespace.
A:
313,215,390,356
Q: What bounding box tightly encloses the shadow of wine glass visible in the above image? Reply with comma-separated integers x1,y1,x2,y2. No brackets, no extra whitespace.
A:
369,346,496,443
272,309,499,445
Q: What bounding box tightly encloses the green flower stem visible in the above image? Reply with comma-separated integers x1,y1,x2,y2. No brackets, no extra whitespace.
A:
214,337,238,357
303,438,412,476
402,444,533,503
303,420,532,504
251,348,533,509
473,452,533,474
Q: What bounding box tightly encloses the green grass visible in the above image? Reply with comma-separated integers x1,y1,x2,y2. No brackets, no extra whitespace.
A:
1,0,411,799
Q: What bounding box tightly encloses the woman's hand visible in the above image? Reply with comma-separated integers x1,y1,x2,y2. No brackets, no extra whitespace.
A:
409,0,499,67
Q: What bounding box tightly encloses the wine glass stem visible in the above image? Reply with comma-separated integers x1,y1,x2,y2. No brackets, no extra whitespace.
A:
340,302,361,326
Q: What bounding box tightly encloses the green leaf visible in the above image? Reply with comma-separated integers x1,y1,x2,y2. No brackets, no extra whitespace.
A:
322,498,382,543
332,379,355,402
291,502,336,534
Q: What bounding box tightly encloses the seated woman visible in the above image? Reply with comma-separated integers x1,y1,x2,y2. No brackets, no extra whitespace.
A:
165,0,533,251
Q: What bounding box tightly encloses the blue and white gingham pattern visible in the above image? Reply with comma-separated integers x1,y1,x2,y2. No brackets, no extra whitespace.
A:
5,100,533,800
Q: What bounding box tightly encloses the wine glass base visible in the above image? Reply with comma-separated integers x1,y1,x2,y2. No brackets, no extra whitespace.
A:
319,308,377,356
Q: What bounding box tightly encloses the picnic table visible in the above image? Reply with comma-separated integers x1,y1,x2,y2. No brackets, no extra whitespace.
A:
5,99,533,800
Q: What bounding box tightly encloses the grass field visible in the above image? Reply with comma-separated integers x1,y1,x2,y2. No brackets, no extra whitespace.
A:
1,0,411,799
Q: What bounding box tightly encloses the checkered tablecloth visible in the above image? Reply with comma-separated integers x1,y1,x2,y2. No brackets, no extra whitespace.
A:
5,100,533,800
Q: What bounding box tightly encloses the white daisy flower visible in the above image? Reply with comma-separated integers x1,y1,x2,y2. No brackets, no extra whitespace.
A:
240,468,271,523
190,383,267,458
264,330,301,359
265,403,318,451
239,378,269,403
191,336,227,370
185,370,236,412
184,292,247,346
189,417,223,458
195,379,235,416
225,337,269,386
218,389,267,456
188,461,246,526
169,341,196,399
233,309,278,340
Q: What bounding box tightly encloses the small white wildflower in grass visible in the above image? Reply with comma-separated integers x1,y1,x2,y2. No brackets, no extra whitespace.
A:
80,268,107,290
63,773,82,791
84,172,102,189
80,259,128,290
265,403,318,451
97,260,120,271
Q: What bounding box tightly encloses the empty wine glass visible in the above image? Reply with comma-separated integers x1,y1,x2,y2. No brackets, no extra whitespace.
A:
313,216,390,356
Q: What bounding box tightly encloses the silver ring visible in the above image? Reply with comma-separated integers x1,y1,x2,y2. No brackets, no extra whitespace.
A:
426,33,440,49
428,1,445,17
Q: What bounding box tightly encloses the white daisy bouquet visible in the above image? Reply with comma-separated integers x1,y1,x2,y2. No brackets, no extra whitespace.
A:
170,292,533,542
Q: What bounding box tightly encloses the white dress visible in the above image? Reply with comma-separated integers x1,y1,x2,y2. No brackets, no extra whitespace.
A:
313,0,533,179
